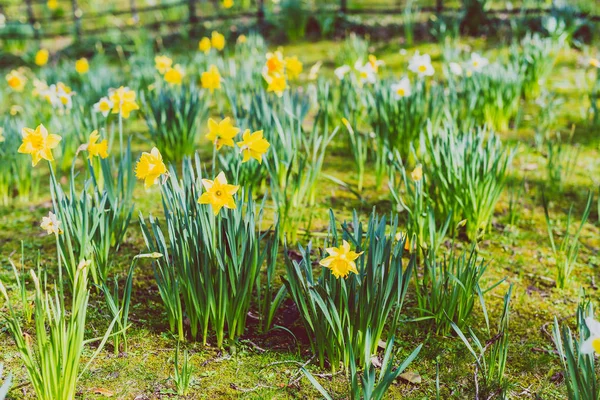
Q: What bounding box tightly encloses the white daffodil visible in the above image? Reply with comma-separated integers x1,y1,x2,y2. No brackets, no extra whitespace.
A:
469,52,489,72
355,60,376,84
391,77,411,99
408,51,434,77
581,317,600,355
334,65,351,80
40,211,62,235
449,62,463,76
93,96,114,117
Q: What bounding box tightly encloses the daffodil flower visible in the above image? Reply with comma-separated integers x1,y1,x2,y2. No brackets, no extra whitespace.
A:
135,147,168,189
581,317,600,355
237,130,270,164
206,117,240,150
319,240,363,279
198,171,240,216
18,124,62,166
201,65,222,93
408,51,434,77
93,97,114,117
391,77,411,99
41,211,62,235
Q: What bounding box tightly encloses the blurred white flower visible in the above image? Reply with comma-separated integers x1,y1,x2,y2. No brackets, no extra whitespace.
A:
408,51,434,77
391,77,411,99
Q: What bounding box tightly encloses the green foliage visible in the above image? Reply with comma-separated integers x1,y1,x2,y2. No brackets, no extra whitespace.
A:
543,191,592,289
141,84,209,163
283,210,414,371
424,123,514,240
140,156,278,347
0,261,116,400
553,300,599,400
452,285,513,398
302,330,422,400
0,364,11,400
173,344,194,396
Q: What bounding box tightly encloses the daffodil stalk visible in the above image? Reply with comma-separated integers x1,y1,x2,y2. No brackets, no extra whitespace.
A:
552,300,600,400
424,123,514,240
283,210,414,372
510,33,559,100
140,156,276,347
342,118,367,193
0,260,118,400
452,285,513,397
543,191,592,289
173,344,193,396
302,330,422,400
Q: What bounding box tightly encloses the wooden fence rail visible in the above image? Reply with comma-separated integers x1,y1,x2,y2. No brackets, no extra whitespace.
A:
0,0,597,42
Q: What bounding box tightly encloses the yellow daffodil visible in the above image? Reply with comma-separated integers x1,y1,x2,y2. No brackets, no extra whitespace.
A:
201,64,221,93
18,124,62,166
41,212,62,235
198,171,239,216
265,51,284,76
394,232,411,251
411,165,423,181
319,240,363,279
109,86,139,119
285,56,303,80
164,64,184,85
265,73,287,97
47,0,58,10
223,0,234,8
135,147,168,189
211,31,225,51
237,129,270,163
155,55,173,74
93,96,114,117
237,34,247,44
85,130,109,160
206,117,240,150
199,37,212,54
75,58,89,74
6,70,26,92
35,49,49,66
590,58,600,68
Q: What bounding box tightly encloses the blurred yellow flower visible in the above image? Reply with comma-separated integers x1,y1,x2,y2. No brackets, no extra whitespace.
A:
206,117,240,150
198,171,239,216
265,51,284,76
135,147,167,189
164,64,184,85
590,58,600,68
155,55,173,74
35,49,49,66
199,37,211,54
319,240,363,279
211,31,225,51
411,165,423,181
18,124,62,166
75,58,89,74
41,212,62,235
93,96,114,117
285,56,303,80
265,73,287,97
85,130,109,160
223,0,234,8
109,86,139,119
367,54,384,73
237,129,270,164
6,70,26,92
47,0,58,10
10,105,23,116
237,34,247,44
201,64,221,93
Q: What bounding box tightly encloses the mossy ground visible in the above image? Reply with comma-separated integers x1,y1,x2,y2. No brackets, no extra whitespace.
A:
1,36,599,399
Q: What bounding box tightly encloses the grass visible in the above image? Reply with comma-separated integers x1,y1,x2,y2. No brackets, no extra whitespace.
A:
1,36,600,398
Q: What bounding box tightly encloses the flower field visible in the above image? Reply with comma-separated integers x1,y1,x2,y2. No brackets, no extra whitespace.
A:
1,1,600,399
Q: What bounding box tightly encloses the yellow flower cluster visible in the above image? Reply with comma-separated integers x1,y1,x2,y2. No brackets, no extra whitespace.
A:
205,117,270,164
262,51,303,97
198,31,226,54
